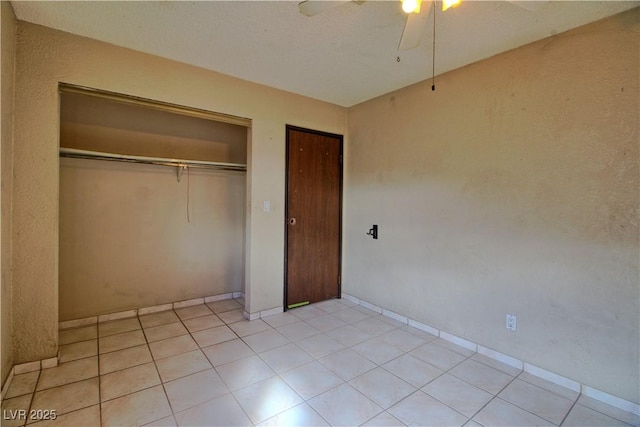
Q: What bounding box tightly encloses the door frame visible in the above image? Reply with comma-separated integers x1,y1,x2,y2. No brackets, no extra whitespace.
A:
284,125,344,310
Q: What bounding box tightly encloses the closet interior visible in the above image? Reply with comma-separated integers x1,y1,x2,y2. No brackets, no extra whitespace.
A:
58,85,249,321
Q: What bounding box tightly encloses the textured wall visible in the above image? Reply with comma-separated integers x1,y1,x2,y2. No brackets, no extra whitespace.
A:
345,8,639,403
12,21,346,363
59,159,246,320
1,1,16,386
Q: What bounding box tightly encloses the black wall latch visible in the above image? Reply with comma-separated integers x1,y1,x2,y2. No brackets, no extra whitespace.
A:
366,225,378,240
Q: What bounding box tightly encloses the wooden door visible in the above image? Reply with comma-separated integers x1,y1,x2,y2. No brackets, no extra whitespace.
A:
285,126,342,308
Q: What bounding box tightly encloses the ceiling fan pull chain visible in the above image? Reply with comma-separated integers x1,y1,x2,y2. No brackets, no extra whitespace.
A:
432,0,436,91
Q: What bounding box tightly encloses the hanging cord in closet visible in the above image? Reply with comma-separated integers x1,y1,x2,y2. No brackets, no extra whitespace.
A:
186,165,191,223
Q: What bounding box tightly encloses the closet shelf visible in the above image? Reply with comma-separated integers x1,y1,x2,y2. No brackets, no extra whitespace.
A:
59,147,247,172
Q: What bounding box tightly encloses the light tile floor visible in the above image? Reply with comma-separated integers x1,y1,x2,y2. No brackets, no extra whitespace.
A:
2,298,639,427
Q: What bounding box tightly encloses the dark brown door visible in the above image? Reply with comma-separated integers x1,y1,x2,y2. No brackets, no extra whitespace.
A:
285,126,342,308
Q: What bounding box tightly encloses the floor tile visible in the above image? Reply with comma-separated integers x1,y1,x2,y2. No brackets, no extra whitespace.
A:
410,342,468,371
99,329,146,354
58,325,97,345
296,333,345,359
206,299,243,313
449,359,515,395
382,353,443,388
58,339,98,363
378,315,407,328
472,397,551,426
261,312,299,329
229,319,272,337
144,322,189,343
36,357,98,391
47,300,625,427
326,324,373,346
100,362,161,402
318,348,377,381
314,299,349,314
275,322,321,341
352,317,398,336
353,306,382,317
99,317,141,337
562,403,632,427
164,369,229,413
471,353,522,377
192,325,238,348
378,329,426,352
29,405,101,427
216,354,275,391
361,411,406,427
330,308,370,324
259,343,314,373
576,395,640,426
139,310,180,328
499,378,574,425
143,415,178,426
99,344,153,375
304,314,347,332
308,383,383,427
202,339,255,367
218,309,245,325
101,384,172,427
432,338,476,357
350,367,416,409
234,376,303,424
1,394,31,427
289,305,326,320
242,329,290,353
352,336,405,365
388,390,468,427
280,361,344,400
174,304,213,320
516,371,579,402
400,325,438,343
422,373,493,418
174,393,251,427
4,371,39,399
257,402,330,427
149,334,198,360
155,350,212,382
183,314,225,333
31,377,99,417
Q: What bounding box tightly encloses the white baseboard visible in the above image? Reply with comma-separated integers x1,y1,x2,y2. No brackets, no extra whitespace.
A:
342,292,639,417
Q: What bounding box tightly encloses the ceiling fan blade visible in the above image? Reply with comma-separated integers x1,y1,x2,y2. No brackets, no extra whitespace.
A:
298,0,352,17
506,0,549,12
398,0,433,51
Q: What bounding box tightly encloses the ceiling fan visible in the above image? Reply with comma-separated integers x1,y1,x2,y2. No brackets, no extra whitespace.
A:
298,0,549,51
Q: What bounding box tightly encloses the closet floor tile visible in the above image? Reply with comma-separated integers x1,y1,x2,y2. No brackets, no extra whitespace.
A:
99,344,153,375
143,322,189,343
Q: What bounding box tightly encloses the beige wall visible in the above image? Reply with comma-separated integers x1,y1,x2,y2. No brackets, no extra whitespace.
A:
345,8,639,404
12,21,346,364
1,0,16,387
59,159,246,320
60,91,248,164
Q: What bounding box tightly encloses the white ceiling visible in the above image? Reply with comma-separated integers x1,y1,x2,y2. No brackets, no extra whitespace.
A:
10,0,639,107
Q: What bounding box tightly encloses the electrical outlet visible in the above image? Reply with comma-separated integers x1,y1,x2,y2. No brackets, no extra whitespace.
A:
506,314,517,331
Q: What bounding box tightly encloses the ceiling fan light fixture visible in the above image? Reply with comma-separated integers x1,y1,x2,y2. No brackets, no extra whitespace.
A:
442,0,461,11
401,0,422,14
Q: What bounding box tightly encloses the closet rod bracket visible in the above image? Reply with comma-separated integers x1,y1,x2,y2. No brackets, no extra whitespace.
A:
177,164,187,182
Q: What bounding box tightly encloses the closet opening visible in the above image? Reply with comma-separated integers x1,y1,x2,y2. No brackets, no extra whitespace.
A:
58,84,250,321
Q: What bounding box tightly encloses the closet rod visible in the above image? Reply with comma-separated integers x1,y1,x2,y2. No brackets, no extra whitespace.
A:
59,148,247,172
